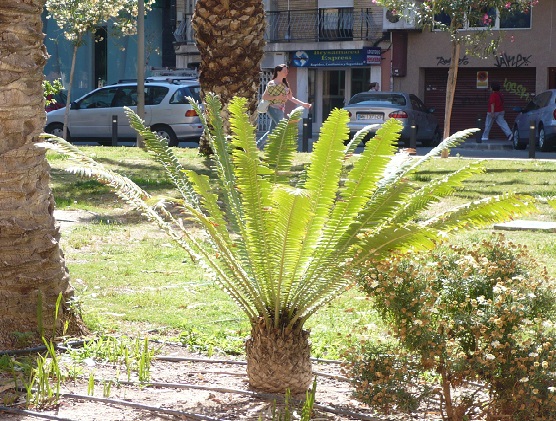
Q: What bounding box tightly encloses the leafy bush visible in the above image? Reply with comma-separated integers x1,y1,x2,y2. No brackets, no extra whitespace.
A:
344,234,556,420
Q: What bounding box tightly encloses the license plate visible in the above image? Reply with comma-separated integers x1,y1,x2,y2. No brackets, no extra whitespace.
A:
357,113,382,120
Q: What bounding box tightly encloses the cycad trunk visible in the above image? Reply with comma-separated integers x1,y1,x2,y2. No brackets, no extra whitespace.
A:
245,322,313,395
0,0,84,348
192,0,266,155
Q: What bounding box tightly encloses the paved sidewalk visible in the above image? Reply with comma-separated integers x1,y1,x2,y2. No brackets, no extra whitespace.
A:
494,220,556,232
458,138,513,150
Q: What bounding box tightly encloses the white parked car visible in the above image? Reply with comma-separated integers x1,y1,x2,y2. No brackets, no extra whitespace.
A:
45,78,203,146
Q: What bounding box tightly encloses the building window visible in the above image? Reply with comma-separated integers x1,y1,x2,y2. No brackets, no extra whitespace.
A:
434,3,532,30
319,8,354,41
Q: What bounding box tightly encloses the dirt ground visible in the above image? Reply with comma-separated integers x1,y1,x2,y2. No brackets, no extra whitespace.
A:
1,340,446,421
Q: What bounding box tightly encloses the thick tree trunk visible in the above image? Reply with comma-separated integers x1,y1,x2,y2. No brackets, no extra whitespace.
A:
245,321,313,395
192,0,266,155
0,0,84,349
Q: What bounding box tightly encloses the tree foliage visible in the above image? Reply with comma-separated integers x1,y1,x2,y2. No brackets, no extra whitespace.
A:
45,0,154,44
374,0,537,154
347,235,556,420
44,0,154,138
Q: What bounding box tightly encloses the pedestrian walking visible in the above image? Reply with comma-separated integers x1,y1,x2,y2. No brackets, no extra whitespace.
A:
481,82,512,142
257,64,311,149
368,82,380,91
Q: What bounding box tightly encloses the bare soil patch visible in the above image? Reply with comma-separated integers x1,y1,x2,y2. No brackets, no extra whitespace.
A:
0,341,432,421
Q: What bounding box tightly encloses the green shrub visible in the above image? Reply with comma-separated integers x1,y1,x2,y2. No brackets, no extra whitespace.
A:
344,234,556,420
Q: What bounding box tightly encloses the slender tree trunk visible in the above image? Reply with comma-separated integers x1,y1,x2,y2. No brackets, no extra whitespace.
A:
441,31,461,158
0,0,84,349
192,0,266,155
63,42,79,140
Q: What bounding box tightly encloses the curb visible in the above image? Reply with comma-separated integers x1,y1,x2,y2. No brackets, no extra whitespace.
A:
457,140,514,150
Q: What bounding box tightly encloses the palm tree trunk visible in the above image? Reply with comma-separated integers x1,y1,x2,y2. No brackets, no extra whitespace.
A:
245,321,313,395
192,0,266,155
0,0,84,349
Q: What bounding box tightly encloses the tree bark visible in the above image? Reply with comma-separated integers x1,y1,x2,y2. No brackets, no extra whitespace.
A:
192,0,266,155
0,0,85,349
245,321,313,395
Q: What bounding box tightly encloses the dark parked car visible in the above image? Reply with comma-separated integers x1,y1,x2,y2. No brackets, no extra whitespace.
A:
343,92,441,146
512,89,556,151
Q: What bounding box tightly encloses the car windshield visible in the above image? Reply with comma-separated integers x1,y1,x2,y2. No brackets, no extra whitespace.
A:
349,93,406,106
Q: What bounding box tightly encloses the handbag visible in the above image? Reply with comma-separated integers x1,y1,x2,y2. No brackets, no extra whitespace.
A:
257,99,270,113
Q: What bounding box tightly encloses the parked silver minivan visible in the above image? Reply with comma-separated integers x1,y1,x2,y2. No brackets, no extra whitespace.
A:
45,78,203,146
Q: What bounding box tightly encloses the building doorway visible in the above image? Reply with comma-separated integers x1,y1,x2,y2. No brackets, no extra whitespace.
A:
321,70,346,123
549,67,556,89
351,68,371,96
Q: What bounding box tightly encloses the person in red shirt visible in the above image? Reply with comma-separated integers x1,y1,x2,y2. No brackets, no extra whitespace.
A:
481,82,512,141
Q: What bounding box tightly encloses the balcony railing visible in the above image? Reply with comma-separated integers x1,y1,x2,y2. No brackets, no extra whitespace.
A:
174,8,384,45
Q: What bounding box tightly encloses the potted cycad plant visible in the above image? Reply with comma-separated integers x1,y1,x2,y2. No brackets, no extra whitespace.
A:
40,94,536,394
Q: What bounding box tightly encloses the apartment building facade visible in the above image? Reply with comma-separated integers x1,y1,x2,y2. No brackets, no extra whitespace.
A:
174,1,554,138
174,0,390,131
391,2,554,139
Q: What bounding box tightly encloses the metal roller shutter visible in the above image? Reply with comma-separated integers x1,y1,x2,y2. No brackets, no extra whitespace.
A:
424,68,536,139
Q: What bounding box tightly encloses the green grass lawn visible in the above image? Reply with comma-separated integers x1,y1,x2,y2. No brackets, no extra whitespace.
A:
48,146,556,359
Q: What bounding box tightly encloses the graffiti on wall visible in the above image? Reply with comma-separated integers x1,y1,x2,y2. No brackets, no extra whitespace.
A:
503,78,531,100
436,55,469,66
494,53,532,68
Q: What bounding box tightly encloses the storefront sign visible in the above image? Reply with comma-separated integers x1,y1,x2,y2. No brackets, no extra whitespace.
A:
290,48,381,67
477,71,489,89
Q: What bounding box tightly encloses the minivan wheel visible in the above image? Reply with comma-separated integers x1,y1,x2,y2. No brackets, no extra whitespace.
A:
512,127,526,150
152,125,178,146
46,123,71,142
539,126,551,151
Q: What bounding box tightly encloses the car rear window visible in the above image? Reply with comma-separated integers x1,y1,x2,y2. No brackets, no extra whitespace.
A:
145,86,169,105
349,94,406,106
170,86,201,104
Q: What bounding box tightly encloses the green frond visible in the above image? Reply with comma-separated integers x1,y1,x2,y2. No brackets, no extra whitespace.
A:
299,108,349,246
229,97,259,158
124,108,200,210
203,95,242,213
183,171,229,236
353,223,443,264
267,187,313,327
387,162,486,226
295,119,401,299
343,123,383,155
39,136,211,267
424,194,538,232
264,107,304,185
404,128,479,174
331,119,401,226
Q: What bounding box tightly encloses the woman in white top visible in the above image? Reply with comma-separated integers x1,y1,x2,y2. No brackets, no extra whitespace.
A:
258,64,311,148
